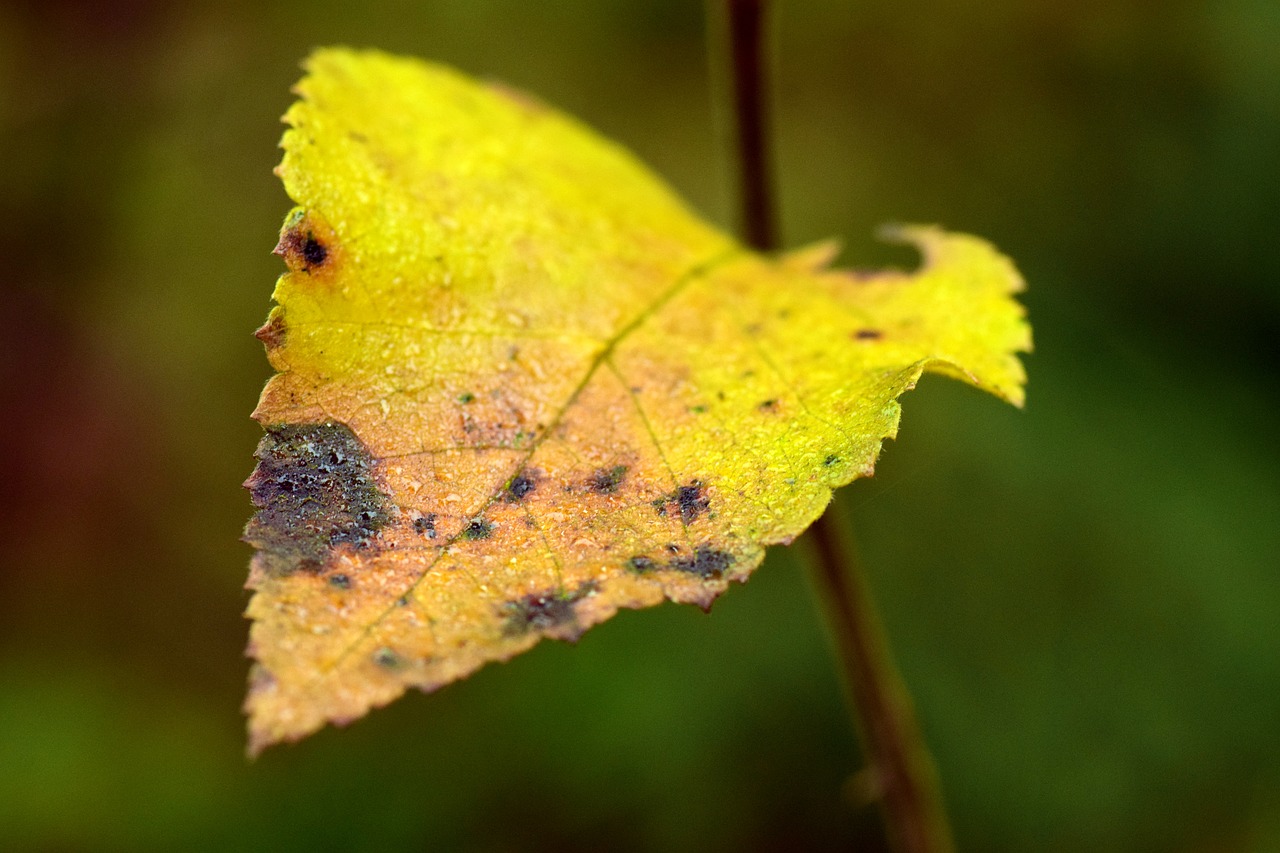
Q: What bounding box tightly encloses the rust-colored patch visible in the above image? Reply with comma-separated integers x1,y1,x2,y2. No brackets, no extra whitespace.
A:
273,208,340,275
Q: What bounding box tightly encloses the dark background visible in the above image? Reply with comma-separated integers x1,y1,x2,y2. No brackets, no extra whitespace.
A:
2,1,1277,850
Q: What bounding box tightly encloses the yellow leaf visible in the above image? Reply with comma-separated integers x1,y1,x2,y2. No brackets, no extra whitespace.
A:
243,47,1031,754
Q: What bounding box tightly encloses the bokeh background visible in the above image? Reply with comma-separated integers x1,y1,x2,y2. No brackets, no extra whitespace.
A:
2,1,1277,850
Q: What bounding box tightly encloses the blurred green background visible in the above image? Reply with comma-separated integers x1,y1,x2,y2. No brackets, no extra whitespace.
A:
2,1,1277,850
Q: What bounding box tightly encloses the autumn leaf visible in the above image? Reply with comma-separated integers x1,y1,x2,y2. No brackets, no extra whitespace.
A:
243,47,1030,754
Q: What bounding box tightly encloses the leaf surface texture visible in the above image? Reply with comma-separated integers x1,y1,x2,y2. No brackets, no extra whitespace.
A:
244,48,1031,753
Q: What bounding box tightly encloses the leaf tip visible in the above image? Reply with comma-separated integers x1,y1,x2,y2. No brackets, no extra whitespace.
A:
254,308,286,350
781,239,842,272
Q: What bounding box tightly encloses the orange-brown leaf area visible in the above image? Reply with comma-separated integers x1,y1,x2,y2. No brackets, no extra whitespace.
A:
243,48,1030,754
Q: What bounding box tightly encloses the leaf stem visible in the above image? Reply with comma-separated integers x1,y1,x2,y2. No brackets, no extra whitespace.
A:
715,2,955,850
805,508,955,853
723,0,778,251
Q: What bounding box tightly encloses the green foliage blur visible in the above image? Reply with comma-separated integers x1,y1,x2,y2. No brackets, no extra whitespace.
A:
1,1,1276,850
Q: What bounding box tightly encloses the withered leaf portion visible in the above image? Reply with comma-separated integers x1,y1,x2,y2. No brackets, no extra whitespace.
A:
245,422,395,577
243,48,1030,754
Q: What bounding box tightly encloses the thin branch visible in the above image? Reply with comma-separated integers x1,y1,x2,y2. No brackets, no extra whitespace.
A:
806,507,955,853
725,0,778,251
716,2,955,850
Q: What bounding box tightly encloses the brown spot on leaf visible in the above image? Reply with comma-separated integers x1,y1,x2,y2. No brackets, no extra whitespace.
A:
413,513,437,538
653,481,710,524
243,422,395,577
274,209,338,274
669,546,734,579
628,555,657,573
588,464,628,495
758,399,778,412
460,517,494,540
254,312,286,349
302,236,327,266
502,581,597,636
854,328,883,341
677,483,709,522
504,470,537,502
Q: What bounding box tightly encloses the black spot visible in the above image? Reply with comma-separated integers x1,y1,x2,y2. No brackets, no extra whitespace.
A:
302,235,327,267
823,454,840,466
372,647,401,669
243,422,395,576
670,481,711,522
589,465,628,495
670,546,735,579
413,513,437,538
505,471,537,502
502,582,596,636
273,212,335,273
395,596,409,607
758,399,778,412
628,555,657,573
457,392,475,404
327,573,352,589
854,328,883,341
504,594,573,634
461,517,494,540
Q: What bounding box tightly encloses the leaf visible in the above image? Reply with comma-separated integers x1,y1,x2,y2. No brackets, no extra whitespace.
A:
243,47,1031,754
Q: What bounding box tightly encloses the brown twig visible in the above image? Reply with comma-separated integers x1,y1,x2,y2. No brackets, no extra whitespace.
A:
716,2,955,850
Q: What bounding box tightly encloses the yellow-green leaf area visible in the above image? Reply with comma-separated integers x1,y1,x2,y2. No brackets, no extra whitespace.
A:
244,47,1031,754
